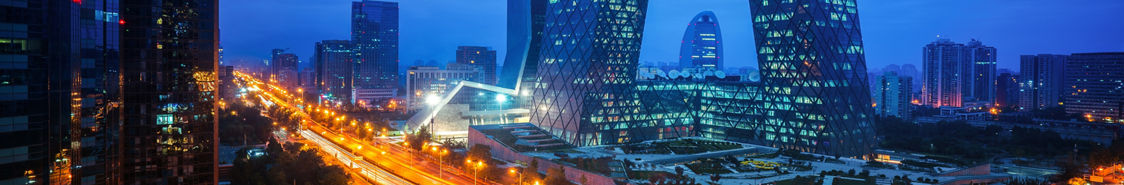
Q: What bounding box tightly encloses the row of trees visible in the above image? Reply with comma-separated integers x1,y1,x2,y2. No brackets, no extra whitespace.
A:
230,142,349,185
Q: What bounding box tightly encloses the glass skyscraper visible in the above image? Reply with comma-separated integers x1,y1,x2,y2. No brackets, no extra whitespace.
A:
119,0,219,183
315,40,355,104
679,11,723,70
351,0,399,90
528,0,651,146
750,0,877,157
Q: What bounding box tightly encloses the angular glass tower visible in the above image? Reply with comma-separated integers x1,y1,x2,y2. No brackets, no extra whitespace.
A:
679,11,724,70
351,0,399,90
749,0,877,157
315,40,355,104
529,0,650,146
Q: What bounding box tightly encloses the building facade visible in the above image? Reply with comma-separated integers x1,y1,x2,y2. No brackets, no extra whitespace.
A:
921,38,997,108
873,72,913,119
1018,54,1068,110
271,52,299,89
119,0,220,183
315,40,354,105
528,0,650,146
405,65,485,110
679,11,723,70
455,46,497,85
750,0,877,157
996,72,1019,109
1064,52,1124,123
351,0,399,90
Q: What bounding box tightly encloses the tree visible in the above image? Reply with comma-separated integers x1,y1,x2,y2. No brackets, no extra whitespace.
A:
709,174,721,182
675,166,686,179
468,144,492,162
407,126,433,150
545,166,573,185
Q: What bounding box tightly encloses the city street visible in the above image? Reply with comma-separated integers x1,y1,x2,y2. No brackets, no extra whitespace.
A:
234,72,492,185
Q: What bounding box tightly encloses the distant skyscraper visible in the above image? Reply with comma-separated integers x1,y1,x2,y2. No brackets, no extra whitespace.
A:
271,52,300,89
1064,52,1124,123
874,72,913,120
996,72,1020,109
1018,54,1068,110
351,0,399,90
921,38,995,108
120,0,219,183
528,0,650,146
316,40,355,104
750,0,878,157
679,11,723,69
455,46,498,84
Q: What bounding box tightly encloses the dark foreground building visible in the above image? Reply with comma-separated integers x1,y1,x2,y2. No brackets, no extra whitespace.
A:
119,0,220,184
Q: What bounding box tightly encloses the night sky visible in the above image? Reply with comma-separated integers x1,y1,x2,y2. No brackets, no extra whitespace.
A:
219,0,1124,72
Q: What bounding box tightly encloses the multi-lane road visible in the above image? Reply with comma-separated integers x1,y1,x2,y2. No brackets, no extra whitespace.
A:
233,72,491,185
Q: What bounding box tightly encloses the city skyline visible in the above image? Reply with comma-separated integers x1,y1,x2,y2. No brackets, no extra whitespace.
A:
219,0,1124,72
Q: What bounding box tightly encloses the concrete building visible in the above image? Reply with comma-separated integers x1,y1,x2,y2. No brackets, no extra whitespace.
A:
405,64,485,111
921,39,997,108
315,40,354,104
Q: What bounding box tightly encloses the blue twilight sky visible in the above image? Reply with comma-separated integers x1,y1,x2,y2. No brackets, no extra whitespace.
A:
219,0,1124,73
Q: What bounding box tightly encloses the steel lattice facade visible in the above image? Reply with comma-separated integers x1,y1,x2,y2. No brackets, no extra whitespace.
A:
749,0,877,157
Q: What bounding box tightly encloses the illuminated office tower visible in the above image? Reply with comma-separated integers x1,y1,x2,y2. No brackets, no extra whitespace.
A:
119,0,219,183
1018,54,1068,110
529,0,651,146
750,0,877,157
1064,52,1124,123
351,0,399,90
315,40,355,104
455,46,497,84
679,11,724,70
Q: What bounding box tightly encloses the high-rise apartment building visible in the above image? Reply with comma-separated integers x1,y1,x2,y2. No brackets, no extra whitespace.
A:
996,72,1020,109
315,40,355,104
119,0,219,183
921,38,997,108
679,11,723,70
1018,54,1068,110
455,46,497,84
750,0,878,157
528,0,650,146
1064,52,1124,123
873,72,913,119
351,0,399,90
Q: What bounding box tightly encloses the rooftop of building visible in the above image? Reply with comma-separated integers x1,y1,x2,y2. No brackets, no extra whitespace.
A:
469,123,573,153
